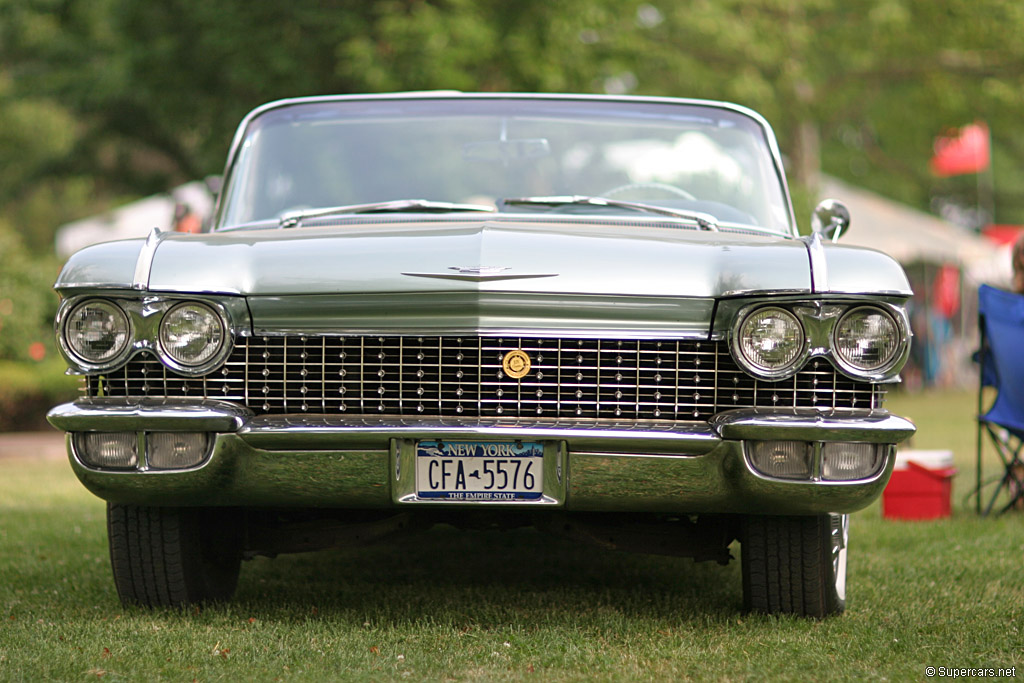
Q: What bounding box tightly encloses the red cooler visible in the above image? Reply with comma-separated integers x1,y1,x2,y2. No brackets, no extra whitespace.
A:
882,450,956,520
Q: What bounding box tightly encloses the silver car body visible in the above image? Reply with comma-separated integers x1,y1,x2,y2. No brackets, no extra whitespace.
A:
48,94,914,614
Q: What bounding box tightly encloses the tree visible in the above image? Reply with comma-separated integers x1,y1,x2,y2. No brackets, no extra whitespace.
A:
599,0,1024,226
0,228,57,361
5,0,1024,246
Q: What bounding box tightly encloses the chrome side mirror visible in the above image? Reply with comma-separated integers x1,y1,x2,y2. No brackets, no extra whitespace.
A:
812,199,851,242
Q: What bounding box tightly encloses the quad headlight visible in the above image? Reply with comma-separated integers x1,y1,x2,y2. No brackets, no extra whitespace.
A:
58,296,234,374
63,300,131,365
158,302,226,368
734,307,806,379
730,302,908,382
832,307,901,374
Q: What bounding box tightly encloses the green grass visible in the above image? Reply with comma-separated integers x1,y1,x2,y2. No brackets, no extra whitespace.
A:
2,390,1022,681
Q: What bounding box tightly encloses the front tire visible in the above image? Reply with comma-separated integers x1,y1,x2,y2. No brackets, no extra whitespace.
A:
741,513,847,618
107,504,243,608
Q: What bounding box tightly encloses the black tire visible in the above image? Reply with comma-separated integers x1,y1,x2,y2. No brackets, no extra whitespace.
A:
741,513,847,618
107,504,244,608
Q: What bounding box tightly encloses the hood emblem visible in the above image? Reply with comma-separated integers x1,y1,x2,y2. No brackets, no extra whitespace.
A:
450,266,509,275
402,265,557,282
502,350,532,379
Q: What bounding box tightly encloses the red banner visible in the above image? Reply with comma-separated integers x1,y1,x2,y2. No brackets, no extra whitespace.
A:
930,122,990,177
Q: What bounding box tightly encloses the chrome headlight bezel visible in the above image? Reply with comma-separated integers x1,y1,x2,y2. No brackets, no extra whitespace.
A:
157,301,230,373
731,306,808,380
56,295,239,376
59,298,133,370
725,299,911,383
830,305,905,379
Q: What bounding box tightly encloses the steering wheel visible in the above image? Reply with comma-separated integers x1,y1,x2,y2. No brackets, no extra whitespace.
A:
601,182,696,201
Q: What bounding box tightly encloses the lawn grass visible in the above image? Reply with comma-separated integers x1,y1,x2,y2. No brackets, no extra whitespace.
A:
2,389,1022,681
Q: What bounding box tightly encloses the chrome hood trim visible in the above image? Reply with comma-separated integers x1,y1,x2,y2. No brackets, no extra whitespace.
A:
244,291,716,337
401,268,558,282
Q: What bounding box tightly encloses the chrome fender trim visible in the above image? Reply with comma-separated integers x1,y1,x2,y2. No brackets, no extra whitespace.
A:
47,398,253,433
710,408,916,443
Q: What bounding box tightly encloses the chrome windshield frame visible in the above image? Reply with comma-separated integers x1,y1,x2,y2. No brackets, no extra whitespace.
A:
212,93,797,236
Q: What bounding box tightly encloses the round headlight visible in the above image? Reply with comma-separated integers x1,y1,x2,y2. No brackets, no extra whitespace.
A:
833,307,901,372
64,300,130,364
159,302,225,367
735,307,806,378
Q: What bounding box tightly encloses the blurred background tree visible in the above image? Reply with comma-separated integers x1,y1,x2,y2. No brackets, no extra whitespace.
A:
3,0,1024,404
3,0,1024,249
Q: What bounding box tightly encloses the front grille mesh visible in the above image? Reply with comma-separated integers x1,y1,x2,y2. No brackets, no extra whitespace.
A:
86,336,883,421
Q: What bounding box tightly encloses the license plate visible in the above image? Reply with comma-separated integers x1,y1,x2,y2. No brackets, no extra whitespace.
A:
415,440,543,501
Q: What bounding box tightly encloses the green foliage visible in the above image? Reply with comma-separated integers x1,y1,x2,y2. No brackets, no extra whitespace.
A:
0,98,76,193
0,228,58,362
4,0,1024,243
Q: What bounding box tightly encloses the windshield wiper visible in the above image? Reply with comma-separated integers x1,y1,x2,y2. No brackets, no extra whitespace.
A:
500,195,718,231
278,199,495,228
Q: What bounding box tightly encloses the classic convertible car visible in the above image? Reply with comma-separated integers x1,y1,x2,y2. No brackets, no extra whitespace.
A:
48,92,915,617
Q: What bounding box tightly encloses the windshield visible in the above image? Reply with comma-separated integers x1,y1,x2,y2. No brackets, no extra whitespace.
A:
216,97,793,234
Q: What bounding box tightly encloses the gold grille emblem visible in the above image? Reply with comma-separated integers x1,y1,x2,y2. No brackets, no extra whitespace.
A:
502,350,532,379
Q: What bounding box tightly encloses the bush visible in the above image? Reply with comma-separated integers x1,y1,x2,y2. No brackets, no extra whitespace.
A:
0,226,73,430
0,227,60,363
0,358,79,430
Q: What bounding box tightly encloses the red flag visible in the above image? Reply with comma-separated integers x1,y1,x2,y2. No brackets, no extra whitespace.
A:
930,122,990,176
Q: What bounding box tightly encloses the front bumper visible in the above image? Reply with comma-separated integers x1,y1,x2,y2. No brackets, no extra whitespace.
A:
48,398,915,516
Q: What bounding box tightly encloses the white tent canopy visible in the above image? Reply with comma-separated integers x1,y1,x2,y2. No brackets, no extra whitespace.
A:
55,181,214,259
819,176,1006,285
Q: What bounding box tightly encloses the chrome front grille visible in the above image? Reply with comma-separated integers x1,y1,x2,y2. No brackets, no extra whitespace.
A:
86,336,884,421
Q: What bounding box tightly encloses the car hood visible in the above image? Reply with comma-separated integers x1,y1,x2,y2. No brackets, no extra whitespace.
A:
55,219,911,337
57,219,912,298
152,220,818,296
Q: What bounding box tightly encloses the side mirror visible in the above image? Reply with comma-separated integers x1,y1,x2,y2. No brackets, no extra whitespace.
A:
812,199,851,242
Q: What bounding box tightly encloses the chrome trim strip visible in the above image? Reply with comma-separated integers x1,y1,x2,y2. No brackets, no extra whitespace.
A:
54,283,138,291
238,415,721,455
401,271,558,282
802,231,829,294
245,292,716,338
717,288,810,298
250,326,715,340
710,408,915,443
132,227,164,291
47,398,253,433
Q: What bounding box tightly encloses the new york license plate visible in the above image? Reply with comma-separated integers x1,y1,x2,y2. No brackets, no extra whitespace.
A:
415,440,543,501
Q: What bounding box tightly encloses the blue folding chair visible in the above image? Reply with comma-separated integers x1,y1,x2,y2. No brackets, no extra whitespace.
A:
975,284,1024,514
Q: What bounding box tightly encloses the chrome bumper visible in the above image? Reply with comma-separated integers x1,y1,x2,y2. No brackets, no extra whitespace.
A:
48,398,915,515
